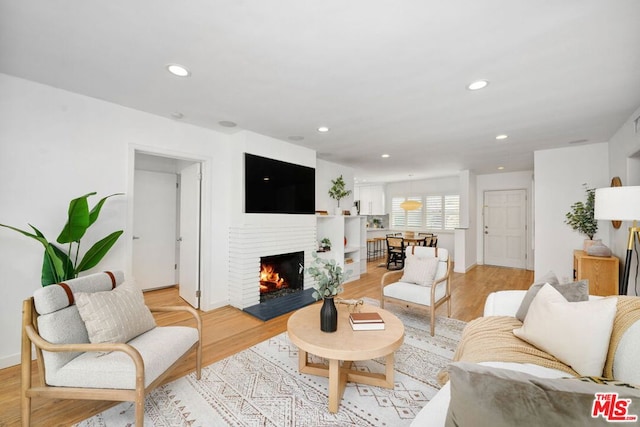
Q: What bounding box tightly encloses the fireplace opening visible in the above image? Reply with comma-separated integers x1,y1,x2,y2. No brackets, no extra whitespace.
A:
259,251,304,303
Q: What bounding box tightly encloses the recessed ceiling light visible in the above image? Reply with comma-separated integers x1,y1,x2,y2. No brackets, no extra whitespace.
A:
497,166,505,170
381,154,390,158
166,64,191,77
317,126,329,133
467,80,489,90
496,134,508,140
288,136,305,141
218,120,237,128
171,112,184,119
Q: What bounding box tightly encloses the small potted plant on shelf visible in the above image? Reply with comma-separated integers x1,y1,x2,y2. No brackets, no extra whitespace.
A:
328,175,352,216
320,237,332,252
308,253,350,332
565,184,599,250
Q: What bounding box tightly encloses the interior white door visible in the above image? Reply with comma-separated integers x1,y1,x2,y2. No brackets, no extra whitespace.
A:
133,170,178,290
483,189,527,269
179,162,201,308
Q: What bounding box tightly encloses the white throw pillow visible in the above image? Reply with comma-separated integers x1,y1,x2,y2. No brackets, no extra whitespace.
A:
75,282,156,344
513,284,617,377
400,255,439,287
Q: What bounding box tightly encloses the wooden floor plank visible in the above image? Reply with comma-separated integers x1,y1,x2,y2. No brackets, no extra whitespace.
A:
0,261,532,426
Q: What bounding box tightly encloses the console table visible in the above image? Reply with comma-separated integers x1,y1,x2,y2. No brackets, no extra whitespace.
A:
573,250,619,296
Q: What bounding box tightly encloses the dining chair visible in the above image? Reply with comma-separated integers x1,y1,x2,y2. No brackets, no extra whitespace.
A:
385,236,405,270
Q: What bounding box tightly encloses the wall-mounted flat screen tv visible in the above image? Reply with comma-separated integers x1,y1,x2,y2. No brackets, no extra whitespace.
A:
244,153,315,214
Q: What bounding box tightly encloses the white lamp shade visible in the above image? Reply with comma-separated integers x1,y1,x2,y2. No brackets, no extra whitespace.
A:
594,186,640,221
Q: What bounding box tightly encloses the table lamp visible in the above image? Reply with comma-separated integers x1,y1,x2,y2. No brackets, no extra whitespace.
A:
594,186,640,295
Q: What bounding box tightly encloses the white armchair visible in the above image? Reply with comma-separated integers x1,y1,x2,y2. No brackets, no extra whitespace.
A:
21,271,202,427
380,246,452,336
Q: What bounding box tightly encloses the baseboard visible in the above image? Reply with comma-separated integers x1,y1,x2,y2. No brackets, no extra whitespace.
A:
0,352,21,370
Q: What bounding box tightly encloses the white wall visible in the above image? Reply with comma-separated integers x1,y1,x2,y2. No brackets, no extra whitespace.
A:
534,143,610,282
316,159,355,213
605,105,640,295
476,171,535,270
0,73,232,368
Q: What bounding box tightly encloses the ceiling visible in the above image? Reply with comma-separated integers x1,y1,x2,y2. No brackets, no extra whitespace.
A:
2,1,640,183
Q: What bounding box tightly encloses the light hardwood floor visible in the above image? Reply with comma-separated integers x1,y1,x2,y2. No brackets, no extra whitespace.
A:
0,261,533,426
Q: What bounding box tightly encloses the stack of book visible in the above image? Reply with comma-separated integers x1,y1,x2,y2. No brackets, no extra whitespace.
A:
349,312,385,330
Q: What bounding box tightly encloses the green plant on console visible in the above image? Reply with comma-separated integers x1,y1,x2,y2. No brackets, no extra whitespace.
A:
1,192,124,286
328,175,352,208
308,253,351,300
565,184,598,240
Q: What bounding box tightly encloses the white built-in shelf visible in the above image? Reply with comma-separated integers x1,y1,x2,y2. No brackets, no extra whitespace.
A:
316,215,366,282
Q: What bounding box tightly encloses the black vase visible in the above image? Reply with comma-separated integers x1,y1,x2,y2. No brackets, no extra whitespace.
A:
320,297,338,332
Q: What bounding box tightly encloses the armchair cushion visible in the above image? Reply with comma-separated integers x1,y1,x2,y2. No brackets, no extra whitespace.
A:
75,282,156,344
400,255,439,286
46,325,198,389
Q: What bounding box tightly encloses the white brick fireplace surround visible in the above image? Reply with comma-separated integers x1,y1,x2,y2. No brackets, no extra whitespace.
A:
229,223,316,309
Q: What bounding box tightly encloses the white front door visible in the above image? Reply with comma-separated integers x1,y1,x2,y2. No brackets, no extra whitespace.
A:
178,162,201,308
133,170,178,290
483,189,527,269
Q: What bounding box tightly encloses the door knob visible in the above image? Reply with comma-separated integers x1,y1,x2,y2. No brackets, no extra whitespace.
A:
132,236,140,240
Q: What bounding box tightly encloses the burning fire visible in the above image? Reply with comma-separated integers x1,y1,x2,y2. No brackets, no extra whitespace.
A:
260,264,287,293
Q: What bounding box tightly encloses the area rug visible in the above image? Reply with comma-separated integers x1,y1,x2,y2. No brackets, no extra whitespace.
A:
76,303,466,426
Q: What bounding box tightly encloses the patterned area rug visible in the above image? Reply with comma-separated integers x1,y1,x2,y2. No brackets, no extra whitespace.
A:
76,302,466,426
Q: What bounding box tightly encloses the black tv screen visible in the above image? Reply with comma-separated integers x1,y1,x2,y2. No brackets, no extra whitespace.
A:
244,153,315,214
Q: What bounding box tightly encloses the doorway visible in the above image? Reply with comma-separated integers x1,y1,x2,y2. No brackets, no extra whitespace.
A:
133,152,202,308
483,189,527,269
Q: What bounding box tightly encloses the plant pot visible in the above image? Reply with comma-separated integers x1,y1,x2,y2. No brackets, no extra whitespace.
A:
320,297,337,332
335,207,343,216
583,239,601,251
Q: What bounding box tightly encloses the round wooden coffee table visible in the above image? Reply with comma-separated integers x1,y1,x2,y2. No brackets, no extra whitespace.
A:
287,302,404,413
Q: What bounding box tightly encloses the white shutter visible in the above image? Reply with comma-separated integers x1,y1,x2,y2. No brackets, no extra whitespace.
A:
425,196,442,229
444,195,460,229
406,196,422,228
391,197,405,228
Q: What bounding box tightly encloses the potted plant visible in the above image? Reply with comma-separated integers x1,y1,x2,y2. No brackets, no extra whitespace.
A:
308,253,349,332
320,237,332,252
328,175,352,215
0,192,124,286
565,184,599,250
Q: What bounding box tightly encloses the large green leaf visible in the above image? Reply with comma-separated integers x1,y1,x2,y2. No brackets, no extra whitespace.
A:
41,245,73,286
88,193,124,226
75,230,123,273
56,192,95,244
0,223,49,247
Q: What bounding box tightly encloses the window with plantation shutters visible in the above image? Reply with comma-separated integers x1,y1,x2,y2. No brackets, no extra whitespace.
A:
444,195,460,229
406,197,422,227
391,197,406,228
425,196,443,229
392,194,460,231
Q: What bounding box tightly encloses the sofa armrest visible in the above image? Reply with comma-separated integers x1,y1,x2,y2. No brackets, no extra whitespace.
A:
483,290,527,317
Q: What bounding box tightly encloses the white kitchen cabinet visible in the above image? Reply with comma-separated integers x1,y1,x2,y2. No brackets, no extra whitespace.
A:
356,185,385,215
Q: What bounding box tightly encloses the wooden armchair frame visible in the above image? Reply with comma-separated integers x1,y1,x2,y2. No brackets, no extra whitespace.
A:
380,256,452,336
21,298,202,427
